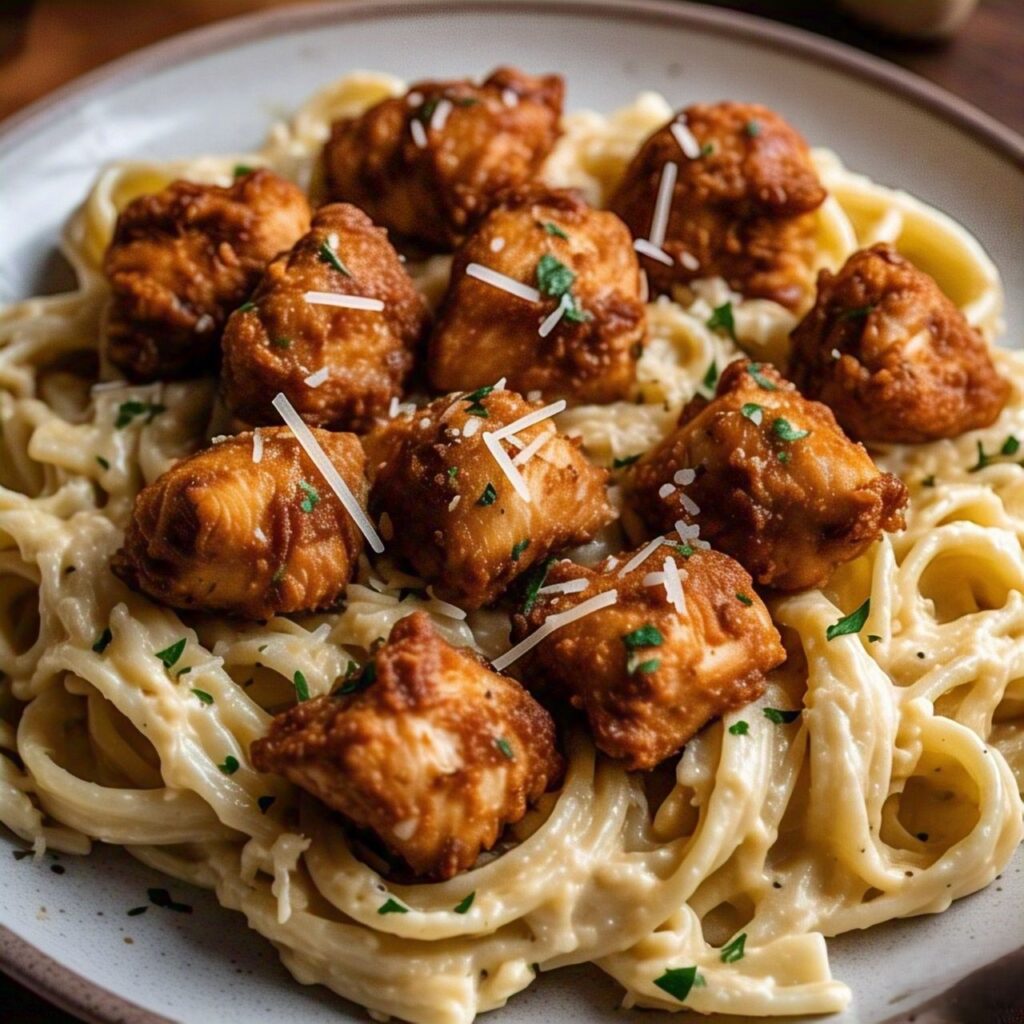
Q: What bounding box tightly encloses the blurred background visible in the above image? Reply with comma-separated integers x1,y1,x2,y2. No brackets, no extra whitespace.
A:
0,1,1020,1021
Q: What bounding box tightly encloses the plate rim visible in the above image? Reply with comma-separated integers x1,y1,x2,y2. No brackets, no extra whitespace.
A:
1,1,1021,1022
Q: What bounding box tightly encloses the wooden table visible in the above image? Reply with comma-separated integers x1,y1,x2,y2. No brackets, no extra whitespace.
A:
0,2,1021,1022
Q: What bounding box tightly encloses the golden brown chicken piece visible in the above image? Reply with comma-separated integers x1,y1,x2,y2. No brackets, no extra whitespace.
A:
322,67,563,250
510,544,784,770
609,102,826,310
788,244,1009,443
220,204,429,432
623,359,907,591
251,612,562,879
111,427,366,619
103,170,311,381
365,387,613,608
428,187,646,403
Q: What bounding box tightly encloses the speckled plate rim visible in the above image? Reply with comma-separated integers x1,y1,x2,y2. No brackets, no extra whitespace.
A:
0,1,1022,1022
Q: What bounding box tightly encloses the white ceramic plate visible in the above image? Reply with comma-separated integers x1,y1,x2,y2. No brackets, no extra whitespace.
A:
1,3,1022,1023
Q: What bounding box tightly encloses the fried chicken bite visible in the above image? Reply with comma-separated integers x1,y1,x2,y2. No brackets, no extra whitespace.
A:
323,67,563,249
428,187,646,403
788,244,1009,443
364,387,613,608
623,359,907,592
251,612,562,879
103,170,311,381
111,427,366,619
220,204,429,432
609,102,826,310
511,544,784,770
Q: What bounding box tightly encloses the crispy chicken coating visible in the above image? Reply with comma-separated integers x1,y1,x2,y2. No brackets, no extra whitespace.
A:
323,67,563,249
251,612,562,879
103,170,311,381
220,204,429,432
623,359,907,591
111,427,366,619
788,244,1009,443
364,388,614,608
511,545,784,770
609,102,826,310
428,187,646,403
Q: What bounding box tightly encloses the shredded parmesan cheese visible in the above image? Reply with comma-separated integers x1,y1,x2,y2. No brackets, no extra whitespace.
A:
511,431,550,466
430,98,454,132
680,493,700,516
425,586,467,620
673,468,696,485
490,237,506,253
466,263,541,303
658,483,676,499
482,431,531,502
304,367,329,388
633,238,673,266
501,88,519,107
491,400,567,442
538,293,572,338
462,417,481,438
617,536,669,577
410,118,428,148
251,428,264,464
303,291,384,312
537,578,590,596
670,117,701,159
648,160,678,248
679,251,700,271
661,555,686,614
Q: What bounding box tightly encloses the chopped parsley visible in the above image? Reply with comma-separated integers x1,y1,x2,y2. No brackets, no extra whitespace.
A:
92,628,112,654
95,455,110,470
463,383,494,417
338,660,376,695
293,670,310,702
771,417,810,442
191,688,214,705
720,932,747,963
728,720,749,736
673,542,694,558
233,164,254,177
536,253,588,322
706,302,737,341
511,538,531,561
237,301,256,313
298,480,320,513
740,402,763,426
453,892,476,914
521,557,555,615
543,221,569,240
155,638,186,669
826,597,870,640
257,795,276,814
622,624,663,675
377,897,408,915
447,465,460,480
970,435,1020,471
177,667,192,677
736,592,753,606
147,887,193,914
700,141,715,157
702,360,719,392
744,119,761,137
653,965,699,1002
115,400,165,429
495,737,515,760
746,363,777,391
270,336,291,349
317,237,352,276
218,755,240,775
477,482,498,506
777,450,792,464
837,304,875,321
763,708,801,724
416,97,440,123
613,453,641,468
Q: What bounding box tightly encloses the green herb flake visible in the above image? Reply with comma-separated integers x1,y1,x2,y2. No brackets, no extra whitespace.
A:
536,253,576,298
702,360,719,392
317,238,352,277
771,417,810,443
191,688,214,705
728,720,749,736
630,657,661,675
92,628,113,654
1002,435,1021,456
453,892,476,914
237,301,256,313
521,557,555,615
218,755,240,775
293,670,310,702
706,302,737,341
746,363,777,391
463,383,494,417
837,304,875,321
298,480,320,513
378,897,408,915
622,624,664,650
270,336,291,349
447,466,460,480
543,221,569,240
96,455,110,470
653,965,699,1002
257,795,276,814
744,120,761,137
763,707,801,725
777,450,792,464
613,454,641,469
155,638,186,669
233,164,254,177
740,402,763,426
562,300,592,324
416,97,440,123
720,932,747,963
736,592,753,606
477,482,498,506
495,737,515,760
673,542,694,558
700,141,715,157
511,538,531,562
115,400,166,429
826,597,870,641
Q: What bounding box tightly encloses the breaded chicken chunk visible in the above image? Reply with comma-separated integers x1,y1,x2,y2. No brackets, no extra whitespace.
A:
220,204,429,431
428,187,646,403
364,387,613,608
111,427,366,619
103,170,311,381
610,103,826,310
251,612,562,878
623,359,907,591
323,67,563,249
511,544,784,770
788,244,1009,443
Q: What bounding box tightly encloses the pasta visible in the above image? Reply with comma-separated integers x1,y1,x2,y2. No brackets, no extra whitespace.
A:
1,74,1021,1023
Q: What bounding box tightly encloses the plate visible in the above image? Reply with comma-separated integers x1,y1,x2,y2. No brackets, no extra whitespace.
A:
1,2,1022,1023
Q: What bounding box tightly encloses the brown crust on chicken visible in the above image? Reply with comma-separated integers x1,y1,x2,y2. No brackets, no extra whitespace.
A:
251,612,562,879
511,546,784,770
609,102,826,310
323,67,564,250
103,170,311,381
364,388,614,608
111,427,366,619
788,244,1009,443
428,187,646,403
623,359,907,591
220,203,430,432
